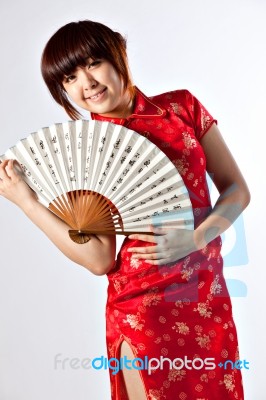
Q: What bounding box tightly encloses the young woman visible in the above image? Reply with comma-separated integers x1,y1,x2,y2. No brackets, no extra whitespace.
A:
0,20,250,400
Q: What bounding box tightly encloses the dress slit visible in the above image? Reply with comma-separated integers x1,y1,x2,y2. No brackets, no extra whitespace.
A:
112,335,148,400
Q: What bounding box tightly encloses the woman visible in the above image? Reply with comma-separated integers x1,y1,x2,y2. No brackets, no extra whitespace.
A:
0,20,250,399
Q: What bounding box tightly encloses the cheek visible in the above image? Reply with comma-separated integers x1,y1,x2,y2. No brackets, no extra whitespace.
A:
106,69,123,91
113,79,124,97
66,87,81,103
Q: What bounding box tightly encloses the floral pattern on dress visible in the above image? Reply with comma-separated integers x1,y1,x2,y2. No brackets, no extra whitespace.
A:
142,287,161,307
210,274,223,295
123,313,145,331
194,301,212,319
169,102,182,115
168,368,186,381
195,333,211,350
220,373,236,392
172,156,189,176
182,131,197,149
172,322,190,335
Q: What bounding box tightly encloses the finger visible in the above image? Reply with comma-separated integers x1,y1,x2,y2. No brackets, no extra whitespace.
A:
6,160,20,180
145,257,176,266
0,159,8,167
128,245,157,254
0,159,9,170
128,233,158,243
0,160,11,180
131,252,166,261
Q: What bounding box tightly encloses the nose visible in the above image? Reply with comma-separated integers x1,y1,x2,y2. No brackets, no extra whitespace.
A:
80,69,97,91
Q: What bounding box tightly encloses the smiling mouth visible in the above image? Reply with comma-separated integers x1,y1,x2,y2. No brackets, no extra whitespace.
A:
87,88,107,100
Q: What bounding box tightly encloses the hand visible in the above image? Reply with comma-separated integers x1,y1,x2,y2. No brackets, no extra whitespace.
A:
127,226,205,265
0,159,37,209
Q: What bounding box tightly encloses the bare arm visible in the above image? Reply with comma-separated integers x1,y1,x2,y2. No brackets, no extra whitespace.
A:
0,160,116,275
194,123,250,247
127,123,251,264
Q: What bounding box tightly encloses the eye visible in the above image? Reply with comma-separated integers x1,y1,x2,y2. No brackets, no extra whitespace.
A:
87,59,101,69
63,74,76,84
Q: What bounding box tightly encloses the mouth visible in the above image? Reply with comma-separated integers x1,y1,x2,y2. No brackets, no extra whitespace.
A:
86,87,107,101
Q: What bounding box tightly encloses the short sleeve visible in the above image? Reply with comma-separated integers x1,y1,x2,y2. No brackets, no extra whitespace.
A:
185,90,217,140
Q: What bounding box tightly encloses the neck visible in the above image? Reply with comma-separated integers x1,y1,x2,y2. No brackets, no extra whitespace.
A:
98,87,136,119
120,95,135,118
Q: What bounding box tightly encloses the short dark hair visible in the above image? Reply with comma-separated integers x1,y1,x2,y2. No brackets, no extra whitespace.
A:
41,20,134,119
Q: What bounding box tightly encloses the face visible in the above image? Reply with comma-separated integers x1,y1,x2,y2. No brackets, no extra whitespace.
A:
62,59,132,118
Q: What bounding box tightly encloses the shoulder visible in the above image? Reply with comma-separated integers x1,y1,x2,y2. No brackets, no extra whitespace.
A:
147,88,216,140
149,89,193,106
148,89,197,116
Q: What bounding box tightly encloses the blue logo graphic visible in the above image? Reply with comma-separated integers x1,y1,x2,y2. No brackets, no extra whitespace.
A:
152,173,249,300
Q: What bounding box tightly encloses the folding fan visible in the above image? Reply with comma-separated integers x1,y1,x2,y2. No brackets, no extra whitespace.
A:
0,120,194,243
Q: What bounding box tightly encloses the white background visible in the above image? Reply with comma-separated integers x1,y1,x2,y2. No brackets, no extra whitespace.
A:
0,0,265,399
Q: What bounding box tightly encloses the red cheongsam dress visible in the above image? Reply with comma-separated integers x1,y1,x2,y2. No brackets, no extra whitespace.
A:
91,88,244,400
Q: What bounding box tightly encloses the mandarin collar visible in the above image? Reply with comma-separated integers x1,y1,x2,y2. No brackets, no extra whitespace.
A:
91,87,167,125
